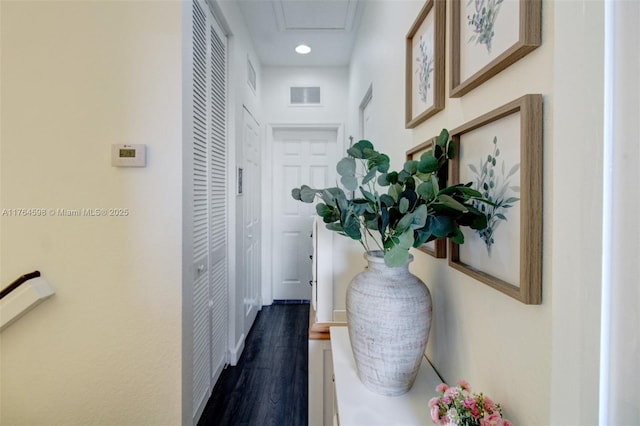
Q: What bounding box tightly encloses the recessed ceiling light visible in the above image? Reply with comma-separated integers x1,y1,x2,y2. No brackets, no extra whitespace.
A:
295,44,311,55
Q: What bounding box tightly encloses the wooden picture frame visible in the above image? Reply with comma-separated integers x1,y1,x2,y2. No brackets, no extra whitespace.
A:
450,0,541,98
405,0,446,128
406,139,447,258
448,94,542,304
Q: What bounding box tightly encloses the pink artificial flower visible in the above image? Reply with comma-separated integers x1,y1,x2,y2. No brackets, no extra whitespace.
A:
456,379,471,391
430,404,441,422
429,397,440,408
462,397,476,409
436,383,449,393
484,396,496,413
502,420,513,426
443,386,459,404
463,397,481,418
480,412,504,426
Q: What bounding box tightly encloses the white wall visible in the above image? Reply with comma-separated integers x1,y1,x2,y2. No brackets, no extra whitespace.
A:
262,66,348,125
345,0,602,424
0,2,183,424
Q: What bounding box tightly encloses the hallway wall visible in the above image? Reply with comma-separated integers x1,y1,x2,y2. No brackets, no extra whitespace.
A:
1,1,183,424
345,1,602,424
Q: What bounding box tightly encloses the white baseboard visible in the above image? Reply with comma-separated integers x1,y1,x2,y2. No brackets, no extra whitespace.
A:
333,309,347,323
228,333,245,366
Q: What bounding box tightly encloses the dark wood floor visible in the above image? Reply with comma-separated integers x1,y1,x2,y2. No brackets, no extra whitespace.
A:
198,303,309,426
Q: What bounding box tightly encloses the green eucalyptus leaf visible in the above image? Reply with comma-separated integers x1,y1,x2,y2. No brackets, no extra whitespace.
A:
353,140,374,151
380,194,395,207
403,160,419,175
377,173,390,186
398,228,415,249
434,144,443,158
347,146,363,158
374,154,390,173
412,204,428,229
431,175,440,195
316,203,330,217
447,141,456,159
420,149,434,161
405,176,416,190
384,246,410,267
450,227,465,245
427,215,455,237
387,171,399,184
395,212,415,234
300,185,316,203
383,236,395,250
343,214,362,240
360,187,377,203
414,230,432,247
399,197,409,214
341,175,358,191
291,188,302,200
349,140,374,158
337,157,356,177
362,168,377,185
418,156,438,174
388,184,402,201
436,129,450,148
437,194,468,212
326,222,344,233
321,187,345,207
417,181,435,200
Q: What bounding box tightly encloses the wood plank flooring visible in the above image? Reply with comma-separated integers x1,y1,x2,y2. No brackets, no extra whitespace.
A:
198,303,309,426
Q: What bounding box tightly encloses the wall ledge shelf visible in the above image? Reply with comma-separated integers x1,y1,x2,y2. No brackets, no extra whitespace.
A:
330,326,441,426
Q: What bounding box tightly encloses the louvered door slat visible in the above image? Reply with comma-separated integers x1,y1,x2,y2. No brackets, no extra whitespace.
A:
208,12,227,392
191,0,228,423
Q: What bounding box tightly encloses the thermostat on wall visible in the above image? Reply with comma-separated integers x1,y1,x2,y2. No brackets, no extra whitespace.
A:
111,144,146,167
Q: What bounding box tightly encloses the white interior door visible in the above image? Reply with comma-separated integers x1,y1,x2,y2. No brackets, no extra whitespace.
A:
242,107,261,334
272,128,338,301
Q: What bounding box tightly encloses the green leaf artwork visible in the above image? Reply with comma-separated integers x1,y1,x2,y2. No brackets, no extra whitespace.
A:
466,0,504,53
467,136,520,254
415,34,434,103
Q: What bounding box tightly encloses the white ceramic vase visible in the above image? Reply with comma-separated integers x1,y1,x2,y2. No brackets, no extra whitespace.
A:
346,250,432,396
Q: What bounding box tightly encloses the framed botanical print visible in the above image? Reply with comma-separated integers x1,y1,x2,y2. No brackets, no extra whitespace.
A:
406,0,446,128
450,0,541,98
449,94,543,304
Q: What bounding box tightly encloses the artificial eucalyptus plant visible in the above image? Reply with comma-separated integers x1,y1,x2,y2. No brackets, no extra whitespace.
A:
291,129,489,267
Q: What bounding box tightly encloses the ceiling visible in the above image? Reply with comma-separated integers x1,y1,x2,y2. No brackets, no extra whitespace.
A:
236,0,364,67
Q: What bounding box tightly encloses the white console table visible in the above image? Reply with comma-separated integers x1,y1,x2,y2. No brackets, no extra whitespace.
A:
330,327,442,426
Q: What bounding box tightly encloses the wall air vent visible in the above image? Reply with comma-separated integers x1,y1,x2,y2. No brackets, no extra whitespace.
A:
289,86,321,106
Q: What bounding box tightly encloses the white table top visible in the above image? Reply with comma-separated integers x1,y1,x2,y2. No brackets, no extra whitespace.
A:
330,326,442,426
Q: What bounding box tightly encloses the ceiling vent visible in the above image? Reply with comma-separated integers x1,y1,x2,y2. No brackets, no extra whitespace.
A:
290,86,321,106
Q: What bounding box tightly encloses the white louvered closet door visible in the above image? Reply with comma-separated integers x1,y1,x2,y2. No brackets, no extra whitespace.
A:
191,0,228,423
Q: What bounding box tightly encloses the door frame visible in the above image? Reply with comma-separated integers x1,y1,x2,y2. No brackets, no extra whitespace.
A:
262,123,345,305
